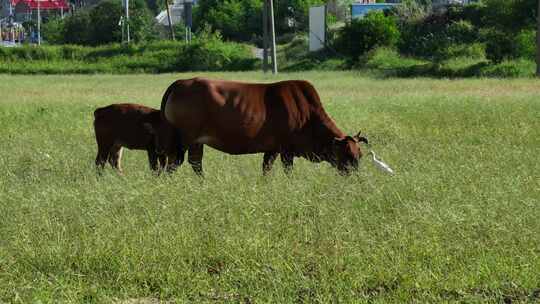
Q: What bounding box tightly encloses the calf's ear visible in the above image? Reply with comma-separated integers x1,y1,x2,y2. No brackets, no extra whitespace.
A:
143,123,155,135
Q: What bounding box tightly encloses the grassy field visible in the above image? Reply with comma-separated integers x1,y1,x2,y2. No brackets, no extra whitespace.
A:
0,72,539,303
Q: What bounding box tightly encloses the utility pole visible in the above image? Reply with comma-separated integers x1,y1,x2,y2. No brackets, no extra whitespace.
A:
268,0,277,74
262,0,269,72
37,0,41,45
184,0,193,42
165,0,175,40
124,0,130,43
537,0,540,76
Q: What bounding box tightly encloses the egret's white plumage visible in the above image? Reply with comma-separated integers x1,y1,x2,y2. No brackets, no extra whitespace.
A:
369,150,394,175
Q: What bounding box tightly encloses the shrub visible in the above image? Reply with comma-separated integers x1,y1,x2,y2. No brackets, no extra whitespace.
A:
437,43,485,60
41,18,65,44
478,59,535,77
335,11,400,60
63,11,93,45
193,0,262,42
514,29,536,60
399,13,479,62
0,39,257,74
388,0,432,25
44,0,155,45
88,0,123,45
362,47,426,70
482,28,517,63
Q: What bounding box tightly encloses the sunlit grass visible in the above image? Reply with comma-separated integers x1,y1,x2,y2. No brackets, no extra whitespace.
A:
0,72,539,303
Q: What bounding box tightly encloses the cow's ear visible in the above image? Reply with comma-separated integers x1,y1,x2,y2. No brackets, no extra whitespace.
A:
143,122,155,135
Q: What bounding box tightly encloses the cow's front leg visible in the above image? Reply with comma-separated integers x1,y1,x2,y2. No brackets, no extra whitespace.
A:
280,152,294,175
262,152,279,175
147,148,159,172
188,144,204,177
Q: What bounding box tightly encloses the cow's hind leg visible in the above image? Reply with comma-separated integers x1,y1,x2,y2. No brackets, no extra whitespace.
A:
108,145,124,173
262,152,279,176
95,139,113,172
281,153,294,175
188,144,204,177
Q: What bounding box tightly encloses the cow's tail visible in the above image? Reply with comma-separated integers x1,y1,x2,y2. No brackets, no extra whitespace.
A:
160,81,185,165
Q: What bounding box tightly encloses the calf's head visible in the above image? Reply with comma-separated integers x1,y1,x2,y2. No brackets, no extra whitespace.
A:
144,120,180,168
331,131,369,175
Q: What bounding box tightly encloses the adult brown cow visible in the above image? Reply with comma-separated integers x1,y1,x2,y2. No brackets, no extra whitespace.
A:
94,103,179,173
159,78,368,176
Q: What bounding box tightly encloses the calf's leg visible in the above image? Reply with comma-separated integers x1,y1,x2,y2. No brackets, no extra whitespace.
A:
108,145,123,173
158,154,168,171
262,152,279,175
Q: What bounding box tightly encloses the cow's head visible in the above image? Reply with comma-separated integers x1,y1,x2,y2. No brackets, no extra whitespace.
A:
331,131,369,175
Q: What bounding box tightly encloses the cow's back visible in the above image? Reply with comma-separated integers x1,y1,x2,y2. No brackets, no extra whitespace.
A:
162,78,340,154
94,103,158,150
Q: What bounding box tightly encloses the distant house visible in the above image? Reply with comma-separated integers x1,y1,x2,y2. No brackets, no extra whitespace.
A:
432,0,477,6
0,0,69,22
155,0,196,26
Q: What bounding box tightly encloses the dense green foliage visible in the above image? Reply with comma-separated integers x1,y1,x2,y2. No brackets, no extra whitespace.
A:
193,0,262,42
391,0,537,63
193,0,324,43
0,39,257,74
334,11,400,60
43,0,155,45
9,0,540,76
1,72,539,302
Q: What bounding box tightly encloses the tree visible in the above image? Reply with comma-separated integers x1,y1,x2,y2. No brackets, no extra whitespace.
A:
63,11,92,45
537,0,540,76
335,11,400,59
274,0,324,33
194,0,262,42
193,0,324,42
89,0,123,45
47,0,155,45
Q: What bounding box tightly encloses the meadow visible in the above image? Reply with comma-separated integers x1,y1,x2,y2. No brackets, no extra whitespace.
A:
0,72,539,303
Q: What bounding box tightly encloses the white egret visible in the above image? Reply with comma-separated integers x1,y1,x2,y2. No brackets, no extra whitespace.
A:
369,150,395,175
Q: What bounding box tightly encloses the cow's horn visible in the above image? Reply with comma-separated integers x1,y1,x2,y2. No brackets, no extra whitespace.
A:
353,131,368,144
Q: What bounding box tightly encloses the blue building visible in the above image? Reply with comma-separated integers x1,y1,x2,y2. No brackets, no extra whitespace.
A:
351,3,398,19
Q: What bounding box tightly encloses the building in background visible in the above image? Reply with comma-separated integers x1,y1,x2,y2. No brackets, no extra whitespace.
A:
155,0,196,26
351,2,398,19
1,0,69,22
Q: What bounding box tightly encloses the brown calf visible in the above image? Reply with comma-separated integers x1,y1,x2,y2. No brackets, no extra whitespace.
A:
93,103,178,173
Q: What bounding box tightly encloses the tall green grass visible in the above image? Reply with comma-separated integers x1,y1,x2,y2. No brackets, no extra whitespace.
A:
0,41,257,74
0,72,539,302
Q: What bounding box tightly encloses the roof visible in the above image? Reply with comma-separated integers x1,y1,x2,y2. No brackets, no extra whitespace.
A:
11,0,69,10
